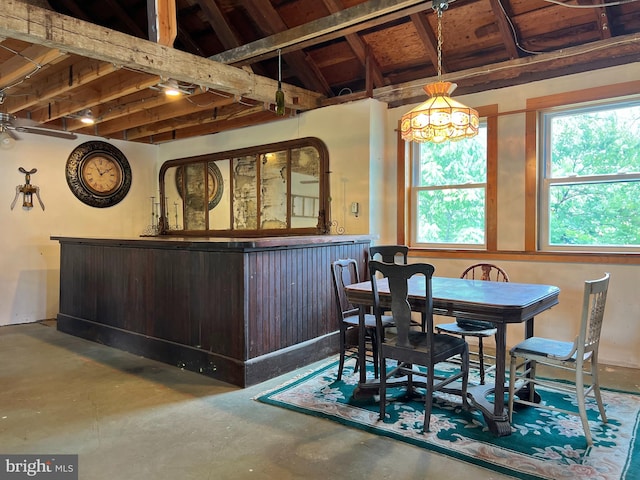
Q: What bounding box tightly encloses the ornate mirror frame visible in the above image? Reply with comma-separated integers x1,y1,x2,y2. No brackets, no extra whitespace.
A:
158,137,330,236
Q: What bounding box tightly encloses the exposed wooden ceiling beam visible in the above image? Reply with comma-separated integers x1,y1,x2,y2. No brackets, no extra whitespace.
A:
84,89,170,126
187,0,267,76
94,90,234,136
194,0,239,50
29,70,161,124
240,0,332,95
0,44,65,90
210,0,442,65
0,2,322,111
578,0,612,39
147,108,284,144
110,0,147,38
373,31,640,107
147,0,177,46
3,57,119,113
410,12,444,73
122,100,256,140
488,0,520,60
74,87,250,140
322,0,387,88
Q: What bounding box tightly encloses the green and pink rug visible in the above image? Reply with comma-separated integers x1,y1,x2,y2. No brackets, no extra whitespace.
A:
256,356,639,480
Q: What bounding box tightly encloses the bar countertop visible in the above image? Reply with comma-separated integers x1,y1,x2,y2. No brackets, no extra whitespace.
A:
51,234,375,251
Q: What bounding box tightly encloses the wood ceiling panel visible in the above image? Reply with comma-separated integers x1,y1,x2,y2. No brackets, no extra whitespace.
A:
2,0,638,144
612,5,640,35
507,0,550,16
362,23,430,71
276,0,332,26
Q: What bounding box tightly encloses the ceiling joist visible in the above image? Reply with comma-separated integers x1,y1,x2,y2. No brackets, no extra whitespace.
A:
1,0,639,144
374,31,640,106
0,1,322,111
210,0,442,66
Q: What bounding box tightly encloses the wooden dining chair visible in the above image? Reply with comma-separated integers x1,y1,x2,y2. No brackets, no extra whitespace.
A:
435,263,509,384
369,245,408,264
331,258,394,380
369,245,425,331
508,273,610,446
369,260,469,432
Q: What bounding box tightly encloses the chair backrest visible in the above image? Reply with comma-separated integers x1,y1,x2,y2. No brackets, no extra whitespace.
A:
579,273,610,358
369,245,408,265
460,263,509,282
331,258,360,322
369,260,435,348
457,263,509,329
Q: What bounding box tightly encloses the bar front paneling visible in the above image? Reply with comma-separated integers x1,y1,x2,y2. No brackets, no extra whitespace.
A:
52,235,372,387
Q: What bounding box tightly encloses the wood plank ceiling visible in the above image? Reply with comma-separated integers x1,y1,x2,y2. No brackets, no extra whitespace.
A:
0,0,639,144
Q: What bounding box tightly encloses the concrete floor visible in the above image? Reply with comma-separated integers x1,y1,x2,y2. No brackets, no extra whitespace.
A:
1,322,638,480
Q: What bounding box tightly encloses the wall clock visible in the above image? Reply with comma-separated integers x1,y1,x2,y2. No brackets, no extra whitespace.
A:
66,141,132,208
175,162,223,210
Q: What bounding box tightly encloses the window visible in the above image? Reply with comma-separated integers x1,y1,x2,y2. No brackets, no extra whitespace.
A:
540,102,640,251
411,123,488,248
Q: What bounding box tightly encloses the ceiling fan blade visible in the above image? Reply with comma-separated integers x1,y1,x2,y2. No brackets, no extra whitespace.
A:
3,127,20,140
10,116,40,128
15,125,78,140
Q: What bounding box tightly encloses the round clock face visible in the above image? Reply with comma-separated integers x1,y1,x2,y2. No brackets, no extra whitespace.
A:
66,141,132,208
80,154,123,195
175,162,223,210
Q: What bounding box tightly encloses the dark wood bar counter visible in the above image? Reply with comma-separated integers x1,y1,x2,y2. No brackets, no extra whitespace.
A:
51,235,372,387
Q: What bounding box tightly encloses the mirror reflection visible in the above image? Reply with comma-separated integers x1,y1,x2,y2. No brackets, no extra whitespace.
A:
158,137,329,236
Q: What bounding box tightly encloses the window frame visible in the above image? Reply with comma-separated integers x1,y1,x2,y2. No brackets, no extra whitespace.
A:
407,105,498,251
525,81,640,253
410,125,488,249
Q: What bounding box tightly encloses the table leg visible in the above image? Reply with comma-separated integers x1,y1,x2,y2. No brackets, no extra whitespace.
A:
466,323,511,436
493,324,507,416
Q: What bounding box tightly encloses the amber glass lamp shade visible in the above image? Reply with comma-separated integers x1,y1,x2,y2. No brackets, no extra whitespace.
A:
401,81,479,144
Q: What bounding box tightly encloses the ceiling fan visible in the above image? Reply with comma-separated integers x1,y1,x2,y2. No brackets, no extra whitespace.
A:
0,112,78,148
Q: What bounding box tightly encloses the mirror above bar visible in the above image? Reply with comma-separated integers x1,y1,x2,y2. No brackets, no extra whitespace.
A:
158,137,330,236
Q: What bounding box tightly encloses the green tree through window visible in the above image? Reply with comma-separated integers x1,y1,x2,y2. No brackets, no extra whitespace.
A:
412,125,487,246
542,103,640,249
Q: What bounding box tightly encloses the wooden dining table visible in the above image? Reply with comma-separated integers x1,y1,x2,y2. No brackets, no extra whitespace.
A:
344,275,560,436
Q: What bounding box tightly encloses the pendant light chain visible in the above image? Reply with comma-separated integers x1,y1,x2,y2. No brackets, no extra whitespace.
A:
400,0,479,143
436,9,443,82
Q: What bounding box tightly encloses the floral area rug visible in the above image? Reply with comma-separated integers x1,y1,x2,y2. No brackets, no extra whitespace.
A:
255,356,640,480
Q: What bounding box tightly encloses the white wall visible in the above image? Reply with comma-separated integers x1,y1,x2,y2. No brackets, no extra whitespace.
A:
1,62,638,369
160,100,377,236
0,101,377,329
0,133,157,326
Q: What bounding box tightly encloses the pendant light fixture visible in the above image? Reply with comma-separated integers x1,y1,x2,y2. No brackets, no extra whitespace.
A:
400,0,479,143
275,48,285,116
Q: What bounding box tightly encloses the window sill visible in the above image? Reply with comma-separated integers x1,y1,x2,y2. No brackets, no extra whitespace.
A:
408,248,640,265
